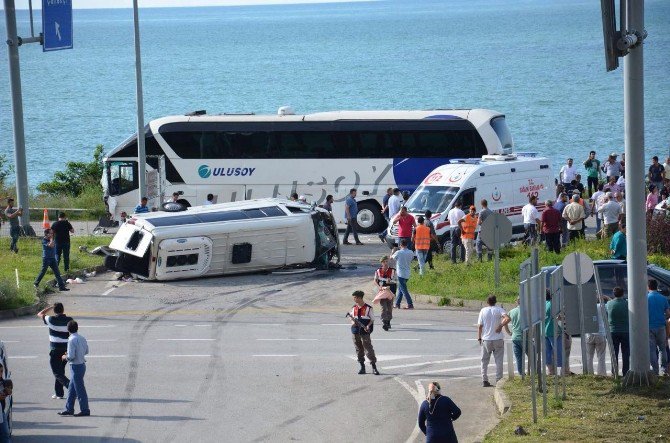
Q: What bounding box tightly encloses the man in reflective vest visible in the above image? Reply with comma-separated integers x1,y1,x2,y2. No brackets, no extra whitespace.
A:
458,205,478,264
412,216,433,276
349,291,379,375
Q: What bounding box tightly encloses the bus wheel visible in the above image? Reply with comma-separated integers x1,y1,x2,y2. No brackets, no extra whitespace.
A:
355,202,383,234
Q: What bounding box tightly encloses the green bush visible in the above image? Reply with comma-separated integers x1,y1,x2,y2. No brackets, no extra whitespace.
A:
36,145,104,197
0,279,20,309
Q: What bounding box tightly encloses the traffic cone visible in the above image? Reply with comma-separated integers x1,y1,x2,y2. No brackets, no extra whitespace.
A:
42,209,50,229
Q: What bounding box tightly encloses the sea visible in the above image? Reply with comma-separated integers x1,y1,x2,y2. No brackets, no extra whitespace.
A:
0,0,669,187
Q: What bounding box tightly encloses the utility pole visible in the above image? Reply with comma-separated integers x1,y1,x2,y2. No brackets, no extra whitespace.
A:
621,0,654,386
133,0,147,201
3,0,37,235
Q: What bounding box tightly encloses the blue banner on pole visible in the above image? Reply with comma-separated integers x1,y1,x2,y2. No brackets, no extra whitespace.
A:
42,0,73,51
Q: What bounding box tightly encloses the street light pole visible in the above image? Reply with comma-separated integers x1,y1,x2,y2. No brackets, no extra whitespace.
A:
3,0,35,235
622,0,654,386
133,0,147,201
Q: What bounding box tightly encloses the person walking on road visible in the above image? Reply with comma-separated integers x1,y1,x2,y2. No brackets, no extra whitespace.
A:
505,297,524,376
391,239,415,309
583,151,601,196
476,200,493,262
477,295,509,387
606,286,629,376
349,291,379,375
585,297,607,376
37,303,73,400
0,363,13,443
413,216,433,276
34,229,69,292
418,382,461,443
51,212,75,273
458,205,477,265
343,188,363,245
647,280,670,376
4,198,23,254
59,320,90,416
447,201,465,263
373,256,396,331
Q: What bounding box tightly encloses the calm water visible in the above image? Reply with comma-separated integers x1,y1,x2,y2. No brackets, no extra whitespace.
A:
1,0,669,186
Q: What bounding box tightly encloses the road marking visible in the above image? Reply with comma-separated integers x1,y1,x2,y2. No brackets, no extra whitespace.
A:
157,339,216,341
250,323,285,326
393,376,423,443
398,323,433,326
383,356,480,370
0,325,112,329
1,341,19,343
87,355,127,358
87,339,118,342
102,281,128,296
407,364,482,376
320,323,350,326
374,339,420,341
256,338,318,341
253,354,297,357
169,354,212,358
195,325,211,327
175,324,188,327
9,355,37,359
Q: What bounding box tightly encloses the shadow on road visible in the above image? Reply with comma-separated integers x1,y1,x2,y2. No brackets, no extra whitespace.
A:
17,436,142,442
89,397,191,404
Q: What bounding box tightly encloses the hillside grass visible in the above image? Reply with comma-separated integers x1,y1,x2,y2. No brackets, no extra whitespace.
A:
485,376,670,442
408,238,670,303
0,236,109,310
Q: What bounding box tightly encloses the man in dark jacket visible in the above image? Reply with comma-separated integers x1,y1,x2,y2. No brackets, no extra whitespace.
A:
51,212,75,272
418,382,461,442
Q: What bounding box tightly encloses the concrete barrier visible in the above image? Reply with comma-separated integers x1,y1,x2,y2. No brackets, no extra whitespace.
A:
494,378,512,415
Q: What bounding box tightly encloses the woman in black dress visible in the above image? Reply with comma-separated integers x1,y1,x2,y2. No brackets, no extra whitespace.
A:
418,382,461,443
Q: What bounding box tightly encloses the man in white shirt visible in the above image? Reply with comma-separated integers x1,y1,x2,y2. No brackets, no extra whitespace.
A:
559,158,576,186
598,193,623,237
562,194,586,242
585,300,607,376
477,295,510,387
590,183,605,236
387,188,402,220
521,195,541,245
446,201,466,264
203,193,214,205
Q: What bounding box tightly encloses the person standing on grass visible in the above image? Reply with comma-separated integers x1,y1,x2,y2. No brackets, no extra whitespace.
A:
585,296,607,376
505,297,524,376
541,199,561,254
591,183,606,236
606,286,629,376
373,256,396,331
583,151,601,196
4,197,23,254
458,205,477,265
447,201,466,264
554,192,570,246
34,229,70,292
602,153,622,182
424,210,439,269
598,192,623,238
51,212,75,273
647,280,670,376
343,188,363,245
413,216,432,276
609,222,627,260
544,290,564,376
522,195,541,246
477,295,509,387
476,199,493,262
418,382,461,443
59,320,90,416
562,194,586,242
391,239,414,310
37,302,73,400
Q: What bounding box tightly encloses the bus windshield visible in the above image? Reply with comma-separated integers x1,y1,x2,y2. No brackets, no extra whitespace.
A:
405,185,460,214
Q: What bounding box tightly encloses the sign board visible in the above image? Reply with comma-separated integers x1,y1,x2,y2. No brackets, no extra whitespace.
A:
520,275,544,327
549,267,563,318
42,0,73,52
562,279,599,335
480,212,513,249
562,252,594,285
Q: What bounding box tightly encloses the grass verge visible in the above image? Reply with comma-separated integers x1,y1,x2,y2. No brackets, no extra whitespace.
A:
0,236,110,310
485,376,670,442
408,238,670,303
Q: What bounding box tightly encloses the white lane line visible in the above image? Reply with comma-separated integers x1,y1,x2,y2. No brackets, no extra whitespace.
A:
169,354,212,358
157,339,216,341
175,325,187,327
194,325,211,327
398,324,433,326
256,339,318,341
393,376,423,443
374,339,420,341
102,281,128,296
9,356,37,359
87,355,127,358
320,323,349,326
250,323,284,326
253,354,297,357
384,356,480,370
407,364,482,376
87,339,118,342
2,341,19,343
0,325,112,329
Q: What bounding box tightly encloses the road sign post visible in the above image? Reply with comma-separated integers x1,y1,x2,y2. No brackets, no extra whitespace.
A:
42,0,73,51
562,252,595,375
481,213,513,287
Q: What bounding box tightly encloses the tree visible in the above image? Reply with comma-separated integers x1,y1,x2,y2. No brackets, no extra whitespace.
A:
0,154,13,189
37,145,104,197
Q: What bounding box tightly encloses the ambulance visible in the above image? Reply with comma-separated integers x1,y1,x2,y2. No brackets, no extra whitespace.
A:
398,153,554,249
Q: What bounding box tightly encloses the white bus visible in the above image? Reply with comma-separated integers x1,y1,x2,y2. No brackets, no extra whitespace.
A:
102,108,513,233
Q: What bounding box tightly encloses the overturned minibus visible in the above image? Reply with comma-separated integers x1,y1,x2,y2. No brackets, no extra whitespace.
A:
105,198,340,280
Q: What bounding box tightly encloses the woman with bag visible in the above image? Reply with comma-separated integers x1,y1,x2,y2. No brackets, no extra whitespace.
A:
373,256,396,331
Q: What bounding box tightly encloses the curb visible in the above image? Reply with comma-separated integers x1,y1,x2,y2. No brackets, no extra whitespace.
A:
494,378,512,416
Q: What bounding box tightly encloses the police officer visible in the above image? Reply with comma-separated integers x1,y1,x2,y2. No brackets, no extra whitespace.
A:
349,291,379,375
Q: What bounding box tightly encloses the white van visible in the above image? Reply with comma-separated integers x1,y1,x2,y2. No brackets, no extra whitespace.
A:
396,154,554,249
106,198,340,281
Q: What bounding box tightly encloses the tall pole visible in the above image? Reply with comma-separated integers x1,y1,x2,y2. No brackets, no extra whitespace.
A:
3,0,35,235
622,0,653,386
133,0,147,201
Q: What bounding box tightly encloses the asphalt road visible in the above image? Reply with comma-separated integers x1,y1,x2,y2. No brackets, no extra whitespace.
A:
5,234,509,442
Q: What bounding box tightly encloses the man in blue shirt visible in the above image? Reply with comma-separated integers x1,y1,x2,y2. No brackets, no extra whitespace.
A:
343,188,363,245
134,197,150,214
34,229,69,291
59,320,90,416
391,239,415,309
647,279,670,376
610,222,626,259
